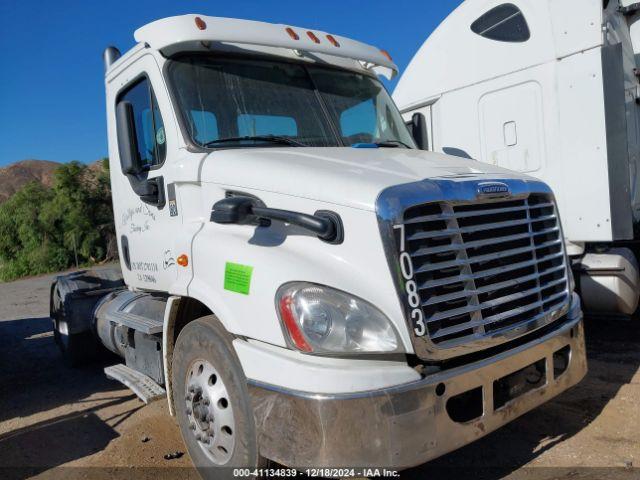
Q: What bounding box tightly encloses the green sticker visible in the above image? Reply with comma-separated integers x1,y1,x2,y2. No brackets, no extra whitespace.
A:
224,262,253,295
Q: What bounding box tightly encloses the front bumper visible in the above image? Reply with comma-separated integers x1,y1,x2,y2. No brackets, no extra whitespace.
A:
249,293,587,469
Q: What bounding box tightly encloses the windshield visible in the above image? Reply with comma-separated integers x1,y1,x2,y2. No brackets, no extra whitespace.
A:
167,55,415,149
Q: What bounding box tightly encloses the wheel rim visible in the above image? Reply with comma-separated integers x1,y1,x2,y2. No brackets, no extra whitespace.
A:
184,359,236,465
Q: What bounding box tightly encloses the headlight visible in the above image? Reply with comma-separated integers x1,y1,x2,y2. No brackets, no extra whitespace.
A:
276,282,403,355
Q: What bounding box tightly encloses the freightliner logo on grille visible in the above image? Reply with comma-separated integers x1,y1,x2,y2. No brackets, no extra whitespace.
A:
477,182,511,198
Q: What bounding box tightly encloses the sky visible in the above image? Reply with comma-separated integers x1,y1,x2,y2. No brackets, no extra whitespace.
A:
0,0,462,166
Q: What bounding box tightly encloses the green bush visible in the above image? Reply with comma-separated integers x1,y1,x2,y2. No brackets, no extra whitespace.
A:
0,159,115,281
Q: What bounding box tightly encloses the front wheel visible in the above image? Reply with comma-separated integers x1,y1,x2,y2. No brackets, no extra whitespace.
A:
172,316,265,478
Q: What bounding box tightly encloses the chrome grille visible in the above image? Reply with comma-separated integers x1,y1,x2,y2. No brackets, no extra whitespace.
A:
403,193,569,348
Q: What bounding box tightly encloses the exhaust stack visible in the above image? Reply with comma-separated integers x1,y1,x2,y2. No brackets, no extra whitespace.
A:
103,46,121,72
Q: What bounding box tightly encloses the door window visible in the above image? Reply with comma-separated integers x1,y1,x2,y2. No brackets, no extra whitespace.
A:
117,77,166,169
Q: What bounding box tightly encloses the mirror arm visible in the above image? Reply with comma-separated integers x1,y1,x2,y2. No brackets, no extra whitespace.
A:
252,206,334,239
140,177,165,208
211,197,343,244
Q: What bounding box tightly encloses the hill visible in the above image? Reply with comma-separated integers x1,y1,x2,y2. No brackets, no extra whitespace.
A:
0,160,60,203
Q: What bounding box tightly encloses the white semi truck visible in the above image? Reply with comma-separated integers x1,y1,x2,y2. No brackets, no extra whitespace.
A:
394,0,640,316
51,14,587,476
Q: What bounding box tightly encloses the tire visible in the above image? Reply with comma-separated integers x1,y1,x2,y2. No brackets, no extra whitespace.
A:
172,316,265,479
50,282,100,367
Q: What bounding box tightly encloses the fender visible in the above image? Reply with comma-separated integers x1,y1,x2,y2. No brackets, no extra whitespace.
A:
162,295,182,416
162,292,249,416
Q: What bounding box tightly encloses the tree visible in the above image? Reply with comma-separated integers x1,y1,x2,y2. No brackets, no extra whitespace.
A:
0,159,115,281
0,182,63,279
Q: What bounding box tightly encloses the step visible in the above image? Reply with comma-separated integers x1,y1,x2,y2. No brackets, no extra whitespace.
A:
104,364,166,404
106,311,163,335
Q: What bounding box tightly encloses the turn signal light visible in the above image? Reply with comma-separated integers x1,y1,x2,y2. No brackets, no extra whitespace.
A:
278,296,313,353
380,49,393,62
177,254,189,267
194,17,207,30
306,31,320,44
285,27,299,40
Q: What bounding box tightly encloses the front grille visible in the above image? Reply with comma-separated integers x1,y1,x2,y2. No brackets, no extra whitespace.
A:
403,193,569,348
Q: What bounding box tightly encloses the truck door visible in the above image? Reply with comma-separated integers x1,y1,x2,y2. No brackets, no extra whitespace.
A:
112,56,179,292
477,82,545,173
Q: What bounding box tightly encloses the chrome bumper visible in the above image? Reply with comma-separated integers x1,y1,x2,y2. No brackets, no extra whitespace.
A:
249,294,587,469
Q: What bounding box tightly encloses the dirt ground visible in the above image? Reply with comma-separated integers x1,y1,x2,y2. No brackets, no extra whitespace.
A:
0,269,639,480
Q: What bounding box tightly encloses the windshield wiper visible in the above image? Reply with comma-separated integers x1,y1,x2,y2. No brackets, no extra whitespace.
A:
374,140,413,149
204,135,307,148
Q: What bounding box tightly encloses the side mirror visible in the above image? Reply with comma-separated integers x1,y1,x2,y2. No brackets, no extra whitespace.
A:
210,197,256,224
211,196,344,244
410,112,428,150
116,101,142,176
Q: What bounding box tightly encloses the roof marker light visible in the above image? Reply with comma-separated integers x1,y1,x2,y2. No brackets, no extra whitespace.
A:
380,49,393,62
307,31,320,44
194,16,207,30
285,27,299,40
326,34,340,47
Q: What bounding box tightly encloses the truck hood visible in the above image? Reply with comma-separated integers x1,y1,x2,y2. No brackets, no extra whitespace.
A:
201,147,529,211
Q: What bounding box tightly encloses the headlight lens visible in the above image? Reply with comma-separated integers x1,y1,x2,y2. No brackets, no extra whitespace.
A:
276,283,403,354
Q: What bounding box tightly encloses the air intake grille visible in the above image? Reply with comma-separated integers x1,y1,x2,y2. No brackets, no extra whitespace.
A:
403,194,568,347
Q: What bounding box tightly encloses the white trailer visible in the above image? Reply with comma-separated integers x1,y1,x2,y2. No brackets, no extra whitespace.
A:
394,0,640,315
51,14,586,476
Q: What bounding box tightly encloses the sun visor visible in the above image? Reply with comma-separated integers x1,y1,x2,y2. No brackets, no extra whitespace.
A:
134,14,398,79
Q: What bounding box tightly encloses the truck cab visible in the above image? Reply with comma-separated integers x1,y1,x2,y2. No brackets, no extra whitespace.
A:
52,14,586,475
394,0,640,316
